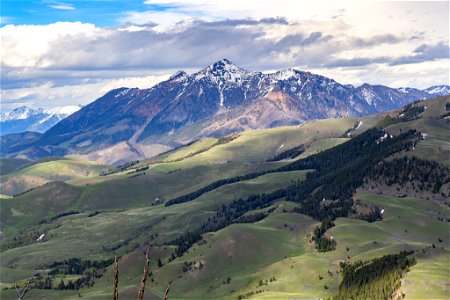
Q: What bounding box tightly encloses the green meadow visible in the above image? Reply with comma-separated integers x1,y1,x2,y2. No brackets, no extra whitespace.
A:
0,96,448,299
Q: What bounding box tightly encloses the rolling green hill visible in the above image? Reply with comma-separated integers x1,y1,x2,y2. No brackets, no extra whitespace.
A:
0,158,32,176
0,157,110,196
0,96,448,300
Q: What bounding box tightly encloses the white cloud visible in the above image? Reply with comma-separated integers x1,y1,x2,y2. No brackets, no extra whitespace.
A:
309,59,450,89
139,0,448,40
1,75,169,111
119,11,203,32
1,22,100,68
49,4,75,10
1,1,448,111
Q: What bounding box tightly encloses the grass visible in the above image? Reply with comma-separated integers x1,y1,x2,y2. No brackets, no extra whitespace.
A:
0,171,310,272
153,138,218,162
385,95,450,167
0,158,31,176
3,190,447,300
402,250,450,299
0,97,448,299
0,157,110,196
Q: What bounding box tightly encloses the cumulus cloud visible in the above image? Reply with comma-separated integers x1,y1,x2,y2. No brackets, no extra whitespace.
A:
390,41,450,66
1,1,448,110
1,19,413,75
1,75,169,110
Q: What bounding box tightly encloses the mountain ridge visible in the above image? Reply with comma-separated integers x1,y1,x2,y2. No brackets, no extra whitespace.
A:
1,59,448,163
0,105,81,135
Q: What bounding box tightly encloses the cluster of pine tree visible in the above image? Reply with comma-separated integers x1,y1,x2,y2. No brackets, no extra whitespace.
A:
54,278,86,290
165,170,269,206
169,231,203,257
100,160,140,176
48,258,114,275
335,251,416,300
167,128,418,207
287,129,420,220
217,133,240,144
25,271,100,291
39,210,80,224
234,212,267,224
167,128,422,255
367,156,449,194
349,200,382,222
168,194,285,257
399,104,425,122
33,258,116,290
266,144,306,161
312,219,337,252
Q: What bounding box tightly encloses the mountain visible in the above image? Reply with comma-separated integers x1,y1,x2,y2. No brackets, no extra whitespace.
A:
0,105,81,135
1,59,447,162
422,85,450,96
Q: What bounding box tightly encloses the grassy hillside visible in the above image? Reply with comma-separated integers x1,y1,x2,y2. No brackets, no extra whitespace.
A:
0,158,31,176
0,157,110,196
0,96,448,299
384,95,450,166
2,191,447,299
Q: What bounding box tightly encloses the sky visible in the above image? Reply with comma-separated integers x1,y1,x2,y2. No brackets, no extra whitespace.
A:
1,0,449,111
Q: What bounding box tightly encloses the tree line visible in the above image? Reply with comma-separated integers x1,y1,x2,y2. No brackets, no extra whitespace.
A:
266,144,306,161
166,128,422,253
367,156,449,194
335,251,416,299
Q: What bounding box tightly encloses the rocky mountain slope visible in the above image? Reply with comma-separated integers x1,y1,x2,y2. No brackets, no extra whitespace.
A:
2,59,447,162
0,106,80,135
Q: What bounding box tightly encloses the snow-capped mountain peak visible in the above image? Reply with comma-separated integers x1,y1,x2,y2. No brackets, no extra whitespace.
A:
423,85,450,96
1,105,81,135
2,60,447,160
45,105,81,116
169,70,188,82
271,68,300,81
0,106,44,121
207,59,241,73
197,59,254,85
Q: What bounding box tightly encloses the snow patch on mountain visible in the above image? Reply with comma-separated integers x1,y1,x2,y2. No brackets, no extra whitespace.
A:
423,85,450,96
1,106,80,122
272,69,298,81
46,105,80,116
360,88,375,105
198,59,255,86
1,105,81,135
1,106,43,121
4,59,446,158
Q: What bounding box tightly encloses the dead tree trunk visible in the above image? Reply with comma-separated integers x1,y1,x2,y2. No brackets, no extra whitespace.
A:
137,248,150,300
164,279,173,300
14,276,36,300
113,256,119,300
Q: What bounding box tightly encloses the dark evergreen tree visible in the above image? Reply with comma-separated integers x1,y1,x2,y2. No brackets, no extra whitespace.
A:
157,258,163,268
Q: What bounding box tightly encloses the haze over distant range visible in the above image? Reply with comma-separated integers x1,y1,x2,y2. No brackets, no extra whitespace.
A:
1,0,449,111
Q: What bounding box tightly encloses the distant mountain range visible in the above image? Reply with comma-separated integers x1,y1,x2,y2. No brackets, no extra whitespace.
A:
422,85,450,96
1,59,448,163
0,106,81,135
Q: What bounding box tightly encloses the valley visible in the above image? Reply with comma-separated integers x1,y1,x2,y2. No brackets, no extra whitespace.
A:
0,96,448,299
